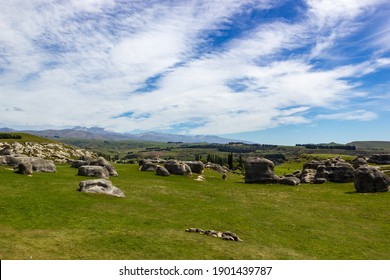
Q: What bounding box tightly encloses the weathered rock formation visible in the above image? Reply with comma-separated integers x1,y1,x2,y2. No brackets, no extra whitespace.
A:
300,158,355,184
244,157,280,184
17,162,33,175
139,161,158,172
156,165,170,176
164,160,192,176
367,154,390,164
71,156,118,177
354,166,390,193
89,157,118,177
0,141,95,163
205,163,228,174
1,155,56,173
139,158,166,166
300,168,317,183
185,228,242,241
78,165,109,179
280,175,301,186
78,179,125,197
352,156,368,169
185,161,204,174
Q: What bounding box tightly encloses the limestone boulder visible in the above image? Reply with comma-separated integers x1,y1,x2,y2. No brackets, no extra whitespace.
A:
0,144,13,156
90,157,118,177
78,165,109,179
164,160,192,176
244,157,280,184
29,158,57,173
352,156,367,169
325,163,355,183
156,166,170,176
17,162,33,175
139,161,158,172
280,176,301,186
185,161,204,174
354,166,390,193
205,163,228,173
71,160,89,168
300,168,317,183
1,156,56,173
79,179,125,197
367,154,390,164
1,155,30,167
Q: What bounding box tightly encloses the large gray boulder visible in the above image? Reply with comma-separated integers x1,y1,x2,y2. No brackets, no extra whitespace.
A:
164,160,192,176
156,165,170,176
139,161,158,172
205,163,228,173
29,158,57,173
89,157,118,177
79,179,125,197
185,161,204,174
354,166,390,193
78,165,109,179
280,175,301,186
367,154,390,164
1,156,56,173
244,157,280,184
1,155,30,167
71,160,89,168
325,162,355,183
352,156,367,169
17,162,33,175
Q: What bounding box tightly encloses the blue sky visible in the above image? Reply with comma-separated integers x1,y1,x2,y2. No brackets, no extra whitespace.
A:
0,0,389,145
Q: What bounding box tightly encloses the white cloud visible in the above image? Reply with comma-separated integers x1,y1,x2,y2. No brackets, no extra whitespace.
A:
316,110,378,121
0,0,389,135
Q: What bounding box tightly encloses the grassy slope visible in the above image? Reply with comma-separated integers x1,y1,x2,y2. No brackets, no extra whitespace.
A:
0,163,389,260
348,141,390,151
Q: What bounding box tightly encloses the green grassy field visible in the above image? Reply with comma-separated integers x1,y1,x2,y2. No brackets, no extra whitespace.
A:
0,163,389,260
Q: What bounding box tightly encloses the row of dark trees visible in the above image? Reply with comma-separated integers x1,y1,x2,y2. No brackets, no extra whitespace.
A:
0,133,22,139
296,144,356,150
186,143,277,153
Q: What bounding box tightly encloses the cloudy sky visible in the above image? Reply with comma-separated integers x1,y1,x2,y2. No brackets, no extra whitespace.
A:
0,0,389,144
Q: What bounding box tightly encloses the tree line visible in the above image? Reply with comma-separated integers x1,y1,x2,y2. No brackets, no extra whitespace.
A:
0,133,22,139
296,144,356,150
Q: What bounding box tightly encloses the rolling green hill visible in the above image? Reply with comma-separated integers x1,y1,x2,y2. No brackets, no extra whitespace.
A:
348,141,390,151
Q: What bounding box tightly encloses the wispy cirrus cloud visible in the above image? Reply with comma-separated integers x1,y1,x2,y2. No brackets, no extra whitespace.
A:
0,0,389,140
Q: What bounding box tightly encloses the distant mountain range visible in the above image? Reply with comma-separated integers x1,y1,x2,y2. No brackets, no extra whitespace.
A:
0,126,251,144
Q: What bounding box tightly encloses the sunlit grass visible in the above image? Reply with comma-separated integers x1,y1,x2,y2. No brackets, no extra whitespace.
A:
0,163,389,260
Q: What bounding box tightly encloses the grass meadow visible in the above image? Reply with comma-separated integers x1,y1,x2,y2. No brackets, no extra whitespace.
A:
0,162,389,260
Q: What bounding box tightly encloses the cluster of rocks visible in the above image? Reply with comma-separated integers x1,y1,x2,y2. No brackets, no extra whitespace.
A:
139,159,205,177
139,158,230,180
71,156,118,178
300,157,355,184
185,228,242,241
71,156,125,197
244,156,390,193
0,141,96,176
0,154,56,175
0,142,95,163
